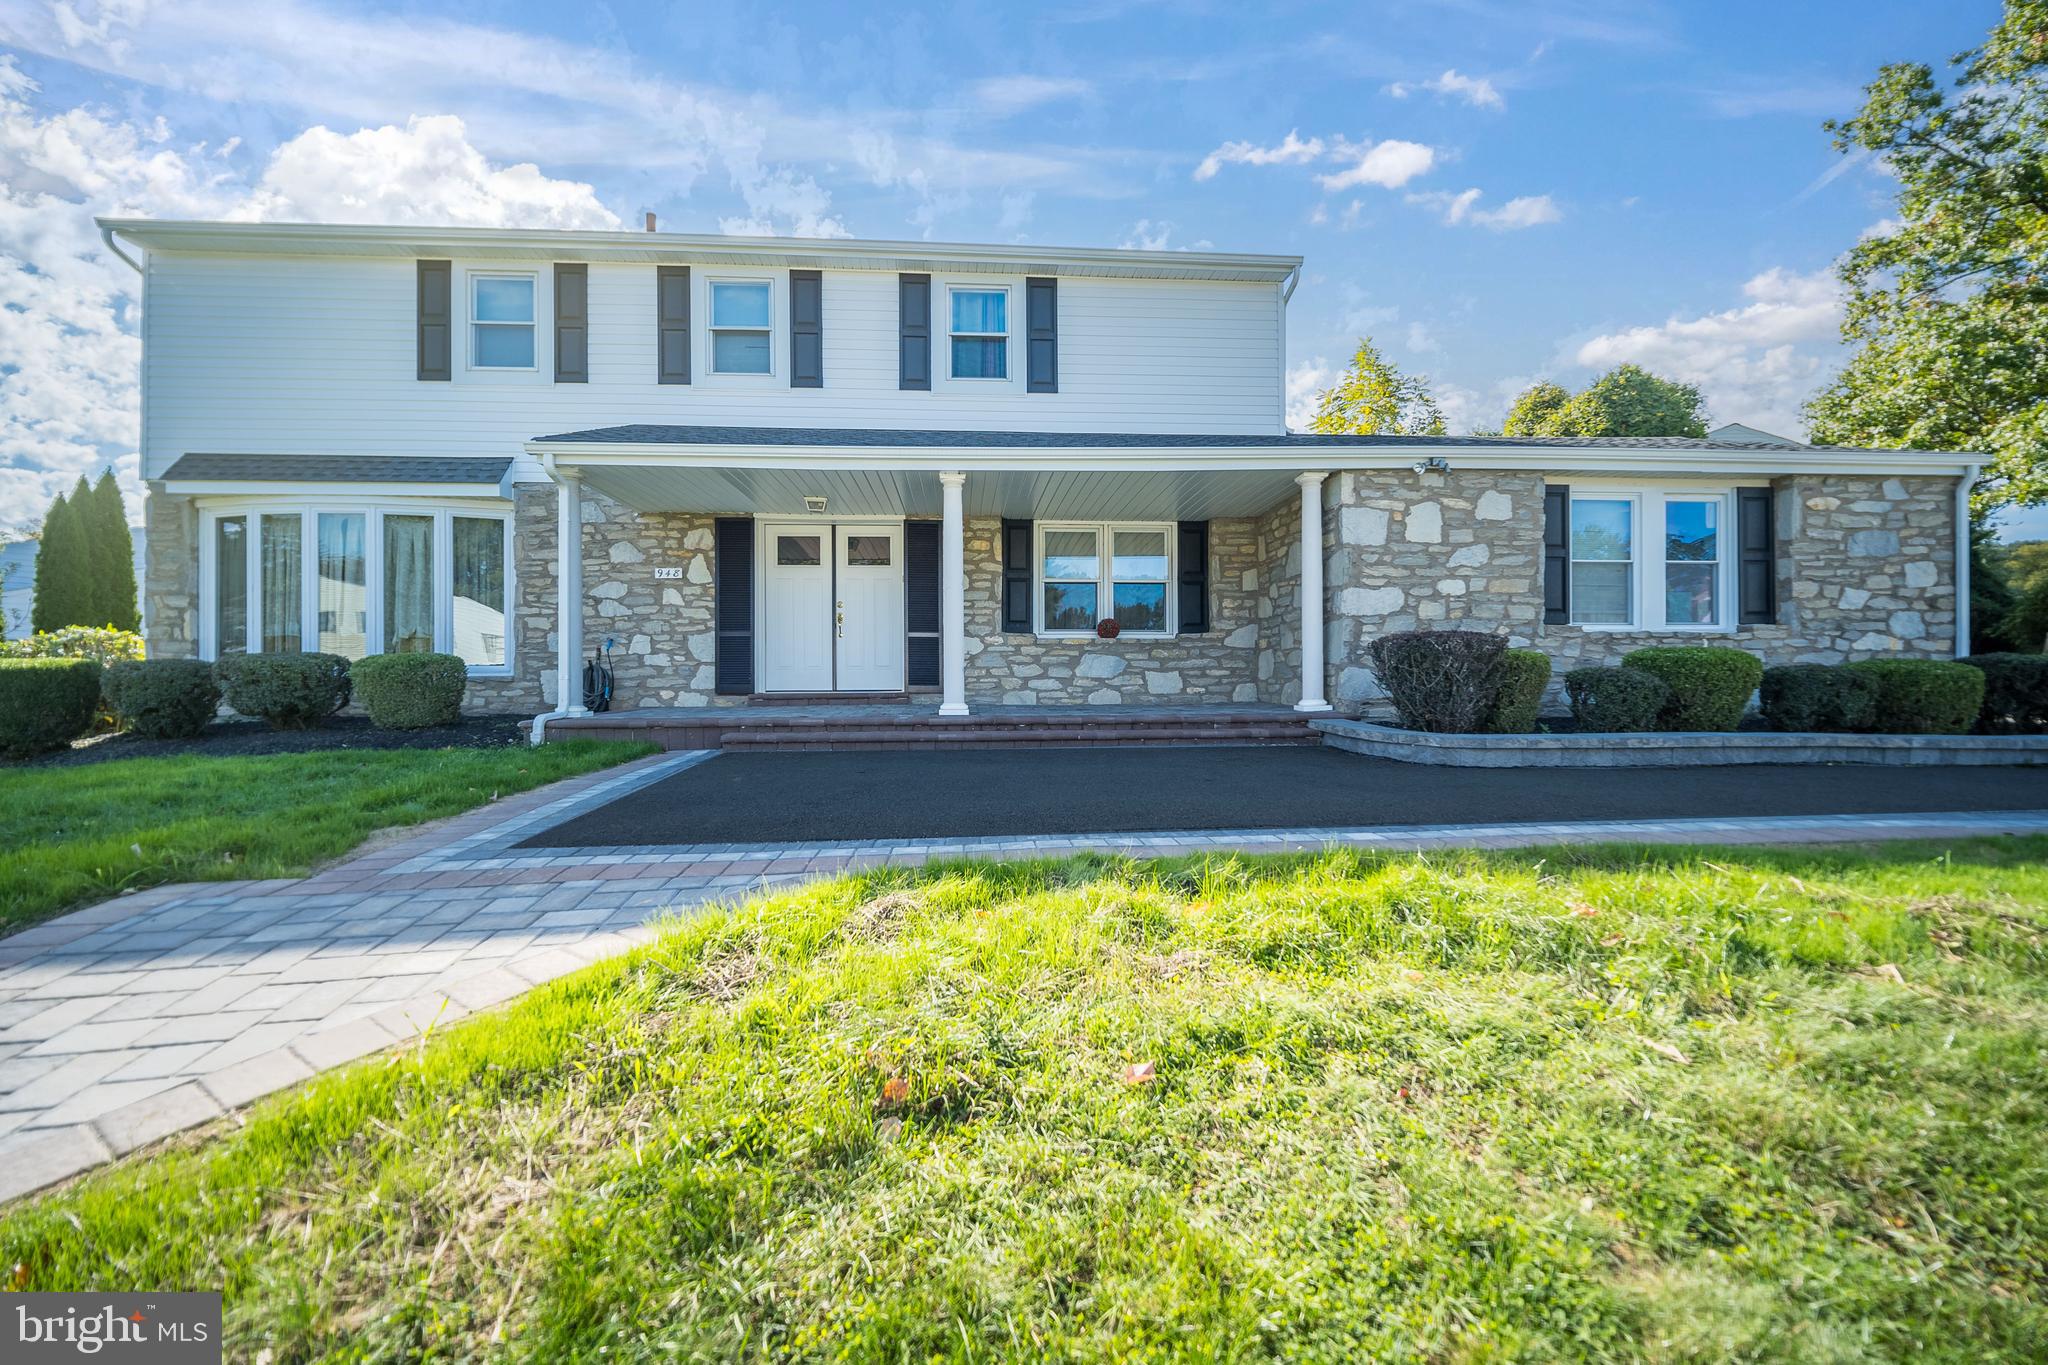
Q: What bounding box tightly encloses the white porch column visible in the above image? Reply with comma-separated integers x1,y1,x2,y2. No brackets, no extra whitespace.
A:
556,468,588,716
939,471,970,716
1294,471,1332,713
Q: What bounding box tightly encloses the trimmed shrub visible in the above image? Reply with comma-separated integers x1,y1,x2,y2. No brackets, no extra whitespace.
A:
351,652,468,729
214,652,351,729
1564,665,1669,733
1621,646,1764,732
1842,659,1985,735
1366,629,1507,733
0,658,102,757
103,659,221,740
1484,649,1552,733
1758,664,1879,733
0,625,145,666
1964,653,2048,734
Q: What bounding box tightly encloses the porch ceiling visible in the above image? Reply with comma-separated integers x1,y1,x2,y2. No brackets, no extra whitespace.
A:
574,463,1304,521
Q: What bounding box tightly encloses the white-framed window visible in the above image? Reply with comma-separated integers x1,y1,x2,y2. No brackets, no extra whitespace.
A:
470,274,536,369
709,278,774,375
949,286,1009,379
1036,522,1173,637
202,503,512,673
1568,488,1738,630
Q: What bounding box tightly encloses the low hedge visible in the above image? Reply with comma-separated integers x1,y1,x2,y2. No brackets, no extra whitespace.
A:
1484,649,1552,734
1621,646,1763,732
0,658,102,757
0,625,144,666
350,652,468,729
1564,665,1669,733
1842,659,1985,736
1758,664,1879,733
1966,653,2048,734
1365,629,1507,734
214,652,351,729
103,659,222,739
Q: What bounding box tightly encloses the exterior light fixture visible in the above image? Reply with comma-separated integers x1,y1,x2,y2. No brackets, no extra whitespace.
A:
1410,456,1452,476
804,495,828,513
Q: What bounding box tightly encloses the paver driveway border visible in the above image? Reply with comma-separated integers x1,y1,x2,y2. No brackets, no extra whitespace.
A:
3,745,2046,1205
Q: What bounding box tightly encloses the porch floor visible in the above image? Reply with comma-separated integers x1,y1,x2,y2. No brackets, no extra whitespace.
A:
544,703,1319,751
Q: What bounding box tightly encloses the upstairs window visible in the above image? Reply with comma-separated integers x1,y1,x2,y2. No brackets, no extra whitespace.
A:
949,287,1008,379
710,280,773,374
471,275,535,369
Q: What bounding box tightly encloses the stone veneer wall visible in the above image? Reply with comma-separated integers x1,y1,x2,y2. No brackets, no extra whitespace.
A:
1322,470,1961,713
141,487,200,660
959,515,1283,704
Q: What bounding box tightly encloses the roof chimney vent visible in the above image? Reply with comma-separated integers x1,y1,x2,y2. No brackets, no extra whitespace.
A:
644,211,657,233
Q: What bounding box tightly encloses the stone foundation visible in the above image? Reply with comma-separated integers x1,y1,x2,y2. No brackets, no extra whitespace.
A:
141,486,200,660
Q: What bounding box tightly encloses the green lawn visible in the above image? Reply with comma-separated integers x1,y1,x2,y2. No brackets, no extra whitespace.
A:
6,840,2044,1360
0,741,654,935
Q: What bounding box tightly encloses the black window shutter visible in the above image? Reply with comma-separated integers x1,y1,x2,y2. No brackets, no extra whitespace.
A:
1542,484,1570,625
899,273,931,391
1000,518,1033,633
790,269,822,388
1026,276,1058,393
657,265,691,385
714,517,753,694
1177,520,1209,633
416,260,451,381
1737,486,1778,625
904,520,941,686
554,263,587,383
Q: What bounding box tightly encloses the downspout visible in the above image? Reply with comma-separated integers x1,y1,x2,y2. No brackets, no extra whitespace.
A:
1955,464,1980,659
99,222,144,274
529,453,574,745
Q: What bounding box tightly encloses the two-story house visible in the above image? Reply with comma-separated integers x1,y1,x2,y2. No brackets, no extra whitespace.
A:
100,218,1979,739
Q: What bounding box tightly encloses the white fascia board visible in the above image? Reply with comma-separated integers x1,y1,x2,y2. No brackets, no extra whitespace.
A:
164,479,511,500
525,441,1980,478
95,218,1302,283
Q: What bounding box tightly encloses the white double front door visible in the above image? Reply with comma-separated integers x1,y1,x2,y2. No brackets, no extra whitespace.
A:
759,522,906,693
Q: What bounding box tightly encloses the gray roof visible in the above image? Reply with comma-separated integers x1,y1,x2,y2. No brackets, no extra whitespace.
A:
161,453,513,484
529,423,1853,454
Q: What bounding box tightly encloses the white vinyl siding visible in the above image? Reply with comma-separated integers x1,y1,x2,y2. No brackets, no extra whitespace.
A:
141,256,1286,484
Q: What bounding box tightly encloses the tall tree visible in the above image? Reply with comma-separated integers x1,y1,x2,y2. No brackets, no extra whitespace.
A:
1503,365,1709,439
1806,0,2048,511
30,484,90,633
1306,337,1446,435
87,470,140,632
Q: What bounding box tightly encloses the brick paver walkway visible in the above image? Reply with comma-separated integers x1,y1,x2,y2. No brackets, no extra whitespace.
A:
3,746,2044,1204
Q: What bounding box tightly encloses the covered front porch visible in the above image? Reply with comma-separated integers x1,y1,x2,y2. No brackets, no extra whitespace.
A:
529,426,1345,731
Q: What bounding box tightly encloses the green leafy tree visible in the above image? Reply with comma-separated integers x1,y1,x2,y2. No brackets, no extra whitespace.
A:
1501,381,1571,436
1306,337,1446,435
1805,1,2048,511
30,484,91,632
87,470,139,633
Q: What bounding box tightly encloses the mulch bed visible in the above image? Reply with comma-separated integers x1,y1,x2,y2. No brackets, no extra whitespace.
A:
13,714,536,769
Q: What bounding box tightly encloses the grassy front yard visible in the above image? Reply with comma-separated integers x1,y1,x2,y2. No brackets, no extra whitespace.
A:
0,741,654,934
6,839,2044,1360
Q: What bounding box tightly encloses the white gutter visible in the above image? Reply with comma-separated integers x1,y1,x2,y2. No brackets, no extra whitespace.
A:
99,222,143,274
527,452,575,746
1956,464,1980,659
1282,262,1302,304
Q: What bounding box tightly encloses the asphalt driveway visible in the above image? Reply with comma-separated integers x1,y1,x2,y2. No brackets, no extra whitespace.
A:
518,747,2048,847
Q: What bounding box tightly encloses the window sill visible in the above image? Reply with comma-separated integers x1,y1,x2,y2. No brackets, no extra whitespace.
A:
1572,623,1736,635
1033,632,1173,643
464,666,515,678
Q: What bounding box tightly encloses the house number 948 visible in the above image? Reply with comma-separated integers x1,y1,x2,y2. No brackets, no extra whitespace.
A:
652,567,686,580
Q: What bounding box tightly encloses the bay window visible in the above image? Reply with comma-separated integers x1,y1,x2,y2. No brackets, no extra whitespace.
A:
1037,522,1174,636
1567,489,1739,630
202,505,511,671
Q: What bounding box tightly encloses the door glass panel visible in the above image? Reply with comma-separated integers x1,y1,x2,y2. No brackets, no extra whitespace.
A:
845,535,891,566
777,535,821,566
315,512,366,658
259,514,302,653
1043,582,1098,632
215,516,247,655
453,517,506,666
384,514,436,653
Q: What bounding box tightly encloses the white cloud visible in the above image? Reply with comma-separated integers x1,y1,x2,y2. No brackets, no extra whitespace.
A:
1404,321,1440,353
0,61,645,529
1388,69,1504,110
1316,139,1435,191
1286,358,1338,430
1408,187,1561,230
970,75,1092,116
1570,267,1845,437
1117,219,1212,251
1192,129,1325,181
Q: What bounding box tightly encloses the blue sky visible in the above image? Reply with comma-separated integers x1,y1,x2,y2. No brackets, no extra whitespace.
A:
0,0,2037,538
